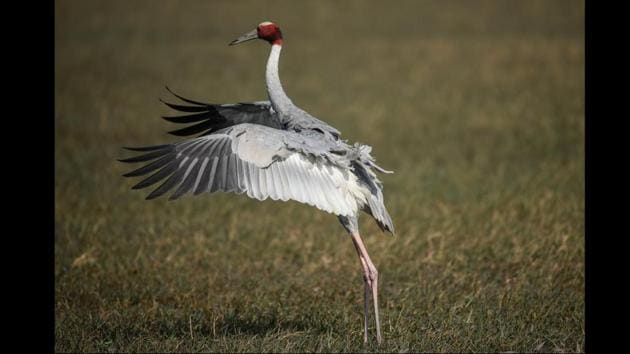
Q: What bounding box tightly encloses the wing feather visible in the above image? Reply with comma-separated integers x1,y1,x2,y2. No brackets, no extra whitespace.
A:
192,157,210,194
205,158,219,193
132,160,179,190
235,158,247,192
274,162,293,202
258,165,268,199
211,156,228,192
225,154,238,193
247,161,262,200
159,87,282,137
285,157,306,203
312,165,335,213
270,163,288,202
146,159,191,200
307,165,328,212
123,153,175,177
303,161,321,207
265,165,278,200
121,125,360,216
170,158,201,200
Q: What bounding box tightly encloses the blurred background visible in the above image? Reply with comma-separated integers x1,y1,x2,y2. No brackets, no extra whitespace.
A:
56,1,584,352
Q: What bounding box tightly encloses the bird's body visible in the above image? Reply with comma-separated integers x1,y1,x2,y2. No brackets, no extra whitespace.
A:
121,22,393,344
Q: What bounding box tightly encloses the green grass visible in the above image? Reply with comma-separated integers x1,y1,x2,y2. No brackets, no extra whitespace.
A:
55,1,584,352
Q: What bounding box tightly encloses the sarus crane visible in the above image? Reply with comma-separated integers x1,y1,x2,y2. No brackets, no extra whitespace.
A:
120,21,395,344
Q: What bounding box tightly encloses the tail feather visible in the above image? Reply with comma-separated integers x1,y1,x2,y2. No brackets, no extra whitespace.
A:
367,193,395,234
351,158,395,235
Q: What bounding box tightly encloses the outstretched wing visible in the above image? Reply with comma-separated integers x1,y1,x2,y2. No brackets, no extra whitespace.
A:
120,123,362,217
160,86,284,137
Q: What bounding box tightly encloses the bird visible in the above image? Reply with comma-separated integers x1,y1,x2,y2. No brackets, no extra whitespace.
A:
119,21,394,344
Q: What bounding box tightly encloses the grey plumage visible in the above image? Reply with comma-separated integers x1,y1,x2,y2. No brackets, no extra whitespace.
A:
121,42,394,232
122,97,394,232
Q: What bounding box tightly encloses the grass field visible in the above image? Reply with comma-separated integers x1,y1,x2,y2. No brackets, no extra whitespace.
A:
55,1,584,352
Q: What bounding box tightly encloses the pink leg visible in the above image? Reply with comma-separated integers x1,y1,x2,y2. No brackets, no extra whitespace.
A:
351,237,370,343
351,232,382,344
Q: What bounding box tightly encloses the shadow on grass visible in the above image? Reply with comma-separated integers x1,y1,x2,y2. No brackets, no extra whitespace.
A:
212,306,337,337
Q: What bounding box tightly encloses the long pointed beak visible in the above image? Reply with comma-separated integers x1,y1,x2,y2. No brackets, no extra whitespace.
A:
229,29,258,46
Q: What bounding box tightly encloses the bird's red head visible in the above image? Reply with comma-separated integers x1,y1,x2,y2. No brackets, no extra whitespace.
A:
230,21,283,46
257,22,283,45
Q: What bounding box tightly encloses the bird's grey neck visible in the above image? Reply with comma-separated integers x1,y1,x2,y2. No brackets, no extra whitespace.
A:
266,44,293,115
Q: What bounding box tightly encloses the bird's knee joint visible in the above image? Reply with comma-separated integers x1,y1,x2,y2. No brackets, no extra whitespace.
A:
369,268,378,281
